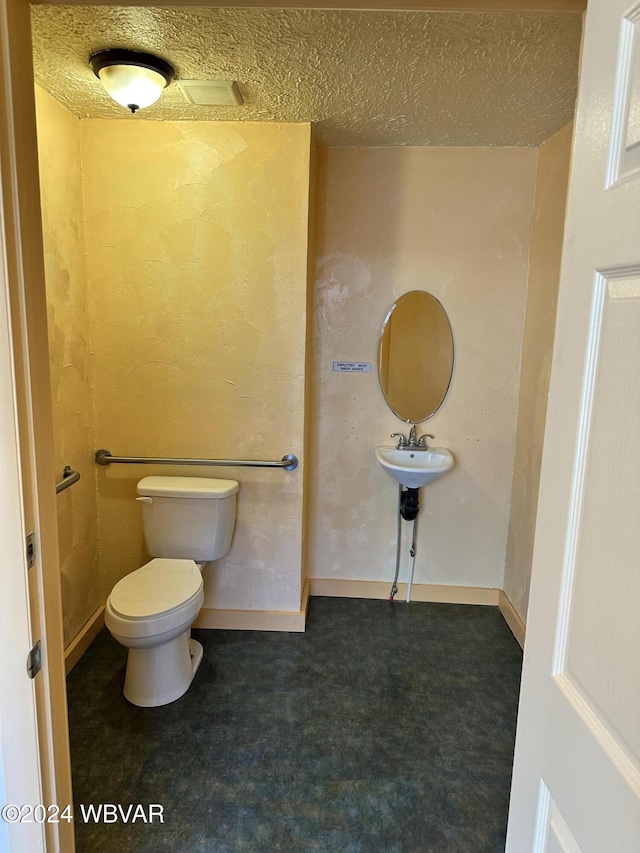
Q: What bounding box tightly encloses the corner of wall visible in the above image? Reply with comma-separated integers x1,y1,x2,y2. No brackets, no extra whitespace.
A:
301,125,319,603
503,120,574,625
77,116,107,603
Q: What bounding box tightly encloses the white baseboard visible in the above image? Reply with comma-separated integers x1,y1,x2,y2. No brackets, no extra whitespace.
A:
64,605,105,674
194,580,310,633
309,577,499,606
498,591,526,649
60,584,524,651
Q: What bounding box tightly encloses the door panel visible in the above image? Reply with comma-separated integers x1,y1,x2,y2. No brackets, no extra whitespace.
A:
539,786,582,853
610,8,640,181
563,273,640,767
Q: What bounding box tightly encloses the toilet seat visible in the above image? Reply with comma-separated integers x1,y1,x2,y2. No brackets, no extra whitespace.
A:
106,558,204,641
110,558,202,619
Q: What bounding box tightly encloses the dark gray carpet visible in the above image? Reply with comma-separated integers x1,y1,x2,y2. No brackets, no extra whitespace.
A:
67,597,522,852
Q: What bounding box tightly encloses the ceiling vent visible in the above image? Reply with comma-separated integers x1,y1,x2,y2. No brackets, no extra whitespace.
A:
177,80,244,106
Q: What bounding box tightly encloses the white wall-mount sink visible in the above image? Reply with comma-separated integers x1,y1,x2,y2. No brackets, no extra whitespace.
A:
375,445,454,489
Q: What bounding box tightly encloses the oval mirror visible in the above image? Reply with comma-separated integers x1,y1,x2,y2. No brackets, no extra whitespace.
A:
378,290,454,423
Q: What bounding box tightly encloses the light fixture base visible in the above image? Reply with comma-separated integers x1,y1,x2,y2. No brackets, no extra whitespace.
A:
90,49,174,85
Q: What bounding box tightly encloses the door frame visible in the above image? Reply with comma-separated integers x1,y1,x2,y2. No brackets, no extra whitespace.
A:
0,0,73,850
0,142,45,853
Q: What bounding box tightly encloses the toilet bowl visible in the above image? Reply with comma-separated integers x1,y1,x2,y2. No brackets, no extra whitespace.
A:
105,477,238,707
105,558,205,706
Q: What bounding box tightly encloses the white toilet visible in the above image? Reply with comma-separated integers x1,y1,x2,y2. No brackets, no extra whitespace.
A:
105,476,238,707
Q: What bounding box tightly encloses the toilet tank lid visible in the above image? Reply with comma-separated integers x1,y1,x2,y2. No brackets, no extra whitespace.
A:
137,476,239,499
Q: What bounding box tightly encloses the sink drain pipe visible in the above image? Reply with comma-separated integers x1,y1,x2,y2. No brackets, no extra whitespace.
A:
389,486,420,603
405,514,418,603
389,485,403,601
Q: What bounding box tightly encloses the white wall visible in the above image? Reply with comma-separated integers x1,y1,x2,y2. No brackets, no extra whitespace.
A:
308,146,537,592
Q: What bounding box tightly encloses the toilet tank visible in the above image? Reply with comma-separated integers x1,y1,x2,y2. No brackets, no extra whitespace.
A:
136,477,238,562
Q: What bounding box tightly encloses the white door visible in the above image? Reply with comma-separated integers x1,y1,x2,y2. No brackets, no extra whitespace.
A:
0,202,44,853
507,0,640,850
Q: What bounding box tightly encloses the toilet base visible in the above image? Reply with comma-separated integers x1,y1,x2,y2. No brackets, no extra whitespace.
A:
123,630,203,707
189,637,204,675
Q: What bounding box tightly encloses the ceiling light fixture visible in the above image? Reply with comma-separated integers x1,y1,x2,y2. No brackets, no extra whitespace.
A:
90,49,175,114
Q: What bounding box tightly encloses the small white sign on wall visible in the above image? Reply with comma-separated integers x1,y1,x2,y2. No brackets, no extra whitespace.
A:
333,362,371,373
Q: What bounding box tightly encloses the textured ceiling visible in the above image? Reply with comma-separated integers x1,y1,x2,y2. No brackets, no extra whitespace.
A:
30,7,582,146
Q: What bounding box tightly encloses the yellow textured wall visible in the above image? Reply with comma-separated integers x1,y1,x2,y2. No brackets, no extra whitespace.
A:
504,122,573,623
81,120,312,612
309,146,537,590
35,87,100,646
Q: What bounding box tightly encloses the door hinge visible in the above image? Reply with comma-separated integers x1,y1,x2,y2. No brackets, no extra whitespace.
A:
26,531,36,569
27,640,42,679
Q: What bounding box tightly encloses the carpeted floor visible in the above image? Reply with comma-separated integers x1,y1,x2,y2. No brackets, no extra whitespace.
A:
67,597,522,852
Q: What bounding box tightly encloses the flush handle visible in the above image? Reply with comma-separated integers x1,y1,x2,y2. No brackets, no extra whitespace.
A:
136,496,154,504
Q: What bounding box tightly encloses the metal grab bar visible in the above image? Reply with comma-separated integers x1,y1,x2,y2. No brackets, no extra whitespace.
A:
56,466,81,494
95,448,298,472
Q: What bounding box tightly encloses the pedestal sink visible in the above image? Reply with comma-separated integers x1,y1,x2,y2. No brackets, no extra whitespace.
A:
375,445,454,489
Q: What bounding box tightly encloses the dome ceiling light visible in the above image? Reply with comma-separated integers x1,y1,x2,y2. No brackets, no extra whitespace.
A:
89,49,175,114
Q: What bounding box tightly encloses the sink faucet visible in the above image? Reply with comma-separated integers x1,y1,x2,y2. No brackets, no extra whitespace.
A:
390,432,407,448
390,429,435,450
417,433,435,448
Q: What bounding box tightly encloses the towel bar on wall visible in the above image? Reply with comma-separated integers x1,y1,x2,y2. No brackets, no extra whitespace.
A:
56,466,81,494
94,449,299,472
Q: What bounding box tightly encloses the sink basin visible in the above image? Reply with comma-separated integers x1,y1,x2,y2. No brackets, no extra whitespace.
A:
375,445,454,489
